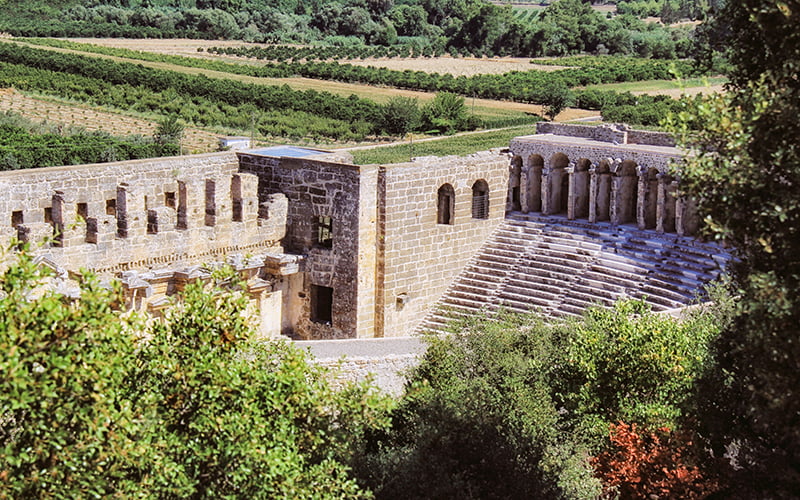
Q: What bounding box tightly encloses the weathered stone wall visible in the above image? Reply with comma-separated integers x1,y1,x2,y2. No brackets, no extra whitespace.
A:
301,336,426,396
238,151,378,340
536,122,628,144
0,152,287,273
535,122,676,147
627,129,676,147
377,151,510,337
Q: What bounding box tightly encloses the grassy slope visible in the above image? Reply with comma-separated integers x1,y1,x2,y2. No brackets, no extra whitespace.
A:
584,76,728,93
349,125,536,165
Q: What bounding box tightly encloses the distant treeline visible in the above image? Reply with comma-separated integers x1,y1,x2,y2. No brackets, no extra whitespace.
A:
1,0,708,59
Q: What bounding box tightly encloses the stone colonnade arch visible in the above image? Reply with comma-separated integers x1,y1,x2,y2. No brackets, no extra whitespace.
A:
508,152,699,236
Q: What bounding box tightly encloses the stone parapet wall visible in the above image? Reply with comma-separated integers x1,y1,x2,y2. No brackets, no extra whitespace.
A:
536,122,675,147
0,152,287,274
536,122,627,144
627,129,676,147
378,150,510,337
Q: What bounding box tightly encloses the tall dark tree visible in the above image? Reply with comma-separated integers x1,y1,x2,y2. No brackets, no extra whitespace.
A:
671,0,800,495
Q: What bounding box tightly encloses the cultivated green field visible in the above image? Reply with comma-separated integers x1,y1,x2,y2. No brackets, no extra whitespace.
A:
350,125,537,165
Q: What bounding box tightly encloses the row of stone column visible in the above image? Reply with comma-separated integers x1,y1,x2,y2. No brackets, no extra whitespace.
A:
508,156,699,236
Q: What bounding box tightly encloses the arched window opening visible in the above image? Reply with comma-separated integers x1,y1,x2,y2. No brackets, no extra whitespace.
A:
437,183,455,225
471,180,490,219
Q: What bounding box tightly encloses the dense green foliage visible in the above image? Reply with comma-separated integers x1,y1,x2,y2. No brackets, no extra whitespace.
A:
0,252,389,498
0,0,704,59
669,0,800,495
556,300,723,443
0,111,178,170
354,300,728,498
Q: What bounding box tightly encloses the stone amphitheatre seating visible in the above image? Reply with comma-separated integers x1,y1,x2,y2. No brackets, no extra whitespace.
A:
417,213,730,333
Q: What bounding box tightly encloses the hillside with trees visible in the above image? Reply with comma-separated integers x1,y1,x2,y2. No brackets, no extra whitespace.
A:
1,0,708,59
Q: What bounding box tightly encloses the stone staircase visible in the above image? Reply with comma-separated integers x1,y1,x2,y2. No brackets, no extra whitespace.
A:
417,214,730,333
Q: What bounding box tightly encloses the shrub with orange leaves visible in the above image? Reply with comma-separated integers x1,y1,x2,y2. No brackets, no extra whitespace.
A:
591,422,720,499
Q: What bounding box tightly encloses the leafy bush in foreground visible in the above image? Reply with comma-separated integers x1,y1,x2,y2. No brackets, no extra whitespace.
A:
0,250,389,498
354,299,729,499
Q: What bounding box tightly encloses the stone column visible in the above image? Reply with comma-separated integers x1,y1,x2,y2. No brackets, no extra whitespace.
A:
636,167,647,230
588,164,598,223
566,162,576,220
520,169,530,214
656,174,667,233
675,197,685,236
541,167,552,215
609,160,622,226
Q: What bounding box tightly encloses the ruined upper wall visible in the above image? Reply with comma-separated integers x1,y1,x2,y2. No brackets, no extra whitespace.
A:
0,152,287,274
238,152,375,340
535,122,676,148
378,150,510,338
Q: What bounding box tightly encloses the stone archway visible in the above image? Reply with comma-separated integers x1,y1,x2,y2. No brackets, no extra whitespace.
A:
525,154,544,213
573,158,591,219
616,160,638,225
595,160,612,222
547,152,569,215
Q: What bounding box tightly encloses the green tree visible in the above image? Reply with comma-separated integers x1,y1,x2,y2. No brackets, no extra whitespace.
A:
354,300,726,498
0,252,390,497
556,299,725,444
539,80,574,121
354,312,602,500
154,114,184,146
669,0,800,494
421,91,473,133
380,96,420,136
0,249,143,498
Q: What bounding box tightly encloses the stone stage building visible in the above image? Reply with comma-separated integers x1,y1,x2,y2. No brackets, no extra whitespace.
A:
0,123,727,340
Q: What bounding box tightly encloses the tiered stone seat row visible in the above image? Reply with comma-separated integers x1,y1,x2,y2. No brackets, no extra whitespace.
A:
418,214,730,333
